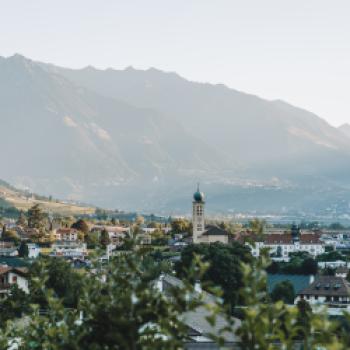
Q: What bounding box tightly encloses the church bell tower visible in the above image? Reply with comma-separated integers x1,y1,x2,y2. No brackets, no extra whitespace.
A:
192,185,205,244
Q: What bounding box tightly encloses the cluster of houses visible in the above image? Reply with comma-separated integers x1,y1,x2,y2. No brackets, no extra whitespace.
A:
189,187,350,316
2,186,350,320
237,225,325,260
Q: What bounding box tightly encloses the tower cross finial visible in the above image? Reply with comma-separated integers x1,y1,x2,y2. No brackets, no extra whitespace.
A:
197,182,200,192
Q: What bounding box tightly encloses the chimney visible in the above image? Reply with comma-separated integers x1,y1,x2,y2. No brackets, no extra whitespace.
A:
194,279,202,293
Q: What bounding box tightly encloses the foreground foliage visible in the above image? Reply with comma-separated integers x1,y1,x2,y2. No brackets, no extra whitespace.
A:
1,251,205,349
2,247,350,348
175,242,253,308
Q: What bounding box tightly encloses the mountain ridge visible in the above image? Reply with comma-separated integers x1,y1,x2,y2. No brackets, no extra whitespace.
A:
2,53,350,213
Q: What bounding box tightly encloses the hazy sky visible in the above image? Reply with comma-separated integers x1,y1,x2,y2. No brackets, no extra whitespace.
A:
1,0,349,126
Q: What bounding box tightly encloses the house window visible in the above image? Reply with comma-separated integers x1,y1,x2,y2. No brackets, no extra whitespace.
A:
12,276,17,283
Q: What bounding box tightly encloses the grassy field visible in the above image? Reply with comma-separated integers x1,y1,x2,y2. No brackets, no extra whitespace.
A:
0,185,95,216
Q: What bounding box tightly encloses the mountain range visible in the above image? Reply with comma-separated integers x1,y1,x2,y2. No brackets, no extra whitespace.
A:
1,53,350,214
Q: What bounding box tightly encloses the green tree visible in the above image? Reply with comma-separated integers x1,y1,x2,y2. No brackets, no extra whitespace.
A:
99,228,110,248
29,257,84,308
18,241,29,257
27,204,46,230
95,208,108,220
16,210,27,227
248,218,266,235
2,249,205,350
0,245,350,348
278,252,318,275
86,231,99,249
329,222,345,230
110,217,117,225
296,299,312,338
323,266,336,276
135,215,145,225
301,258,318,275
2,228,20,244
0,284,29,327
270,280,295,304
170,218,191,234
176,242,253,307
71,219,89,235
317,250,345,262
147,221,161,229
235,250,343,350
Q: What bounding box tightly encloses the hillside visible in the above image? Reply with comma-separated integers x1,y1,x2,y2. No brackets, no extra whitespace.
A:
55,65,350,169
0,180,94,216
0,54,228,207
2,54,350,213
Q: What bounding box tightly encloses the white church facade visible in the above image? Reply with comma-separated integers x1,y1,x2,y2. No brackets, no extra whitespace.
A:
192,186,229,244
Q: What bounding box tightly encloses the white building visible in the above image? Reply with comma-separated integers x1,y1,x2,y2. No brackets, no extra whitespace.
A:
244,227,325,259
55,228,79,241
335,266,349,278
0,242,18,257
50,242,87,258
192,186,229,244
318,261,350,269
0,266,29,296
91,225,130,246
295,276,350,312
27,243,40,259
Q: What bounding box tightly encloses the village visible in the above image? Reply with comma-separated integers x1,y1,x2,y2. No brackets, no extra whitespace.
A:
2,187,350,328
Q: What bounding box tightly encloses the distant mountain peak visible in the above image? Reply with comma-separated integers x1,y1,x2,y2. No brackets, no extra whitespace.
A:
339,123,350,129
8,53,32,63
2,53,350,212
82,65,97,71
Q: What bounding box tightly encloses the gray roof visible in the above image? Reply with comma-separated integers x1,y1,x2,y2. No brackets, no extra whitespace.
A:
336,266,349,274
298,276,350,297
162,274,240,343
201,225,229,237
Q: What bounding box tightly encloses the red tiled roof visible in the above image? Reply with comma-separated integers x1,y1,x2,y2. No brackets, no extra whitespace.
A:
299,234,321,244
0,266,28,276
57,228,78,234
235,232,322,245
264,234,293,245
12,267,28,276
0,266,11,275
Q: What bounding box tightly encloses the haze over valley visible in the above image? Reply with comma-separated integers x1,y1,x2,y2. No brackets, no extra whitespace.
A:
2,54,350,215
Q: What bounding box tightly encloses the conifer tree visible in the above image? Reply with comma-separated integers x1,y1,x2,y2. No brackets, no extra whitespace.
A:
27,204,45,230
